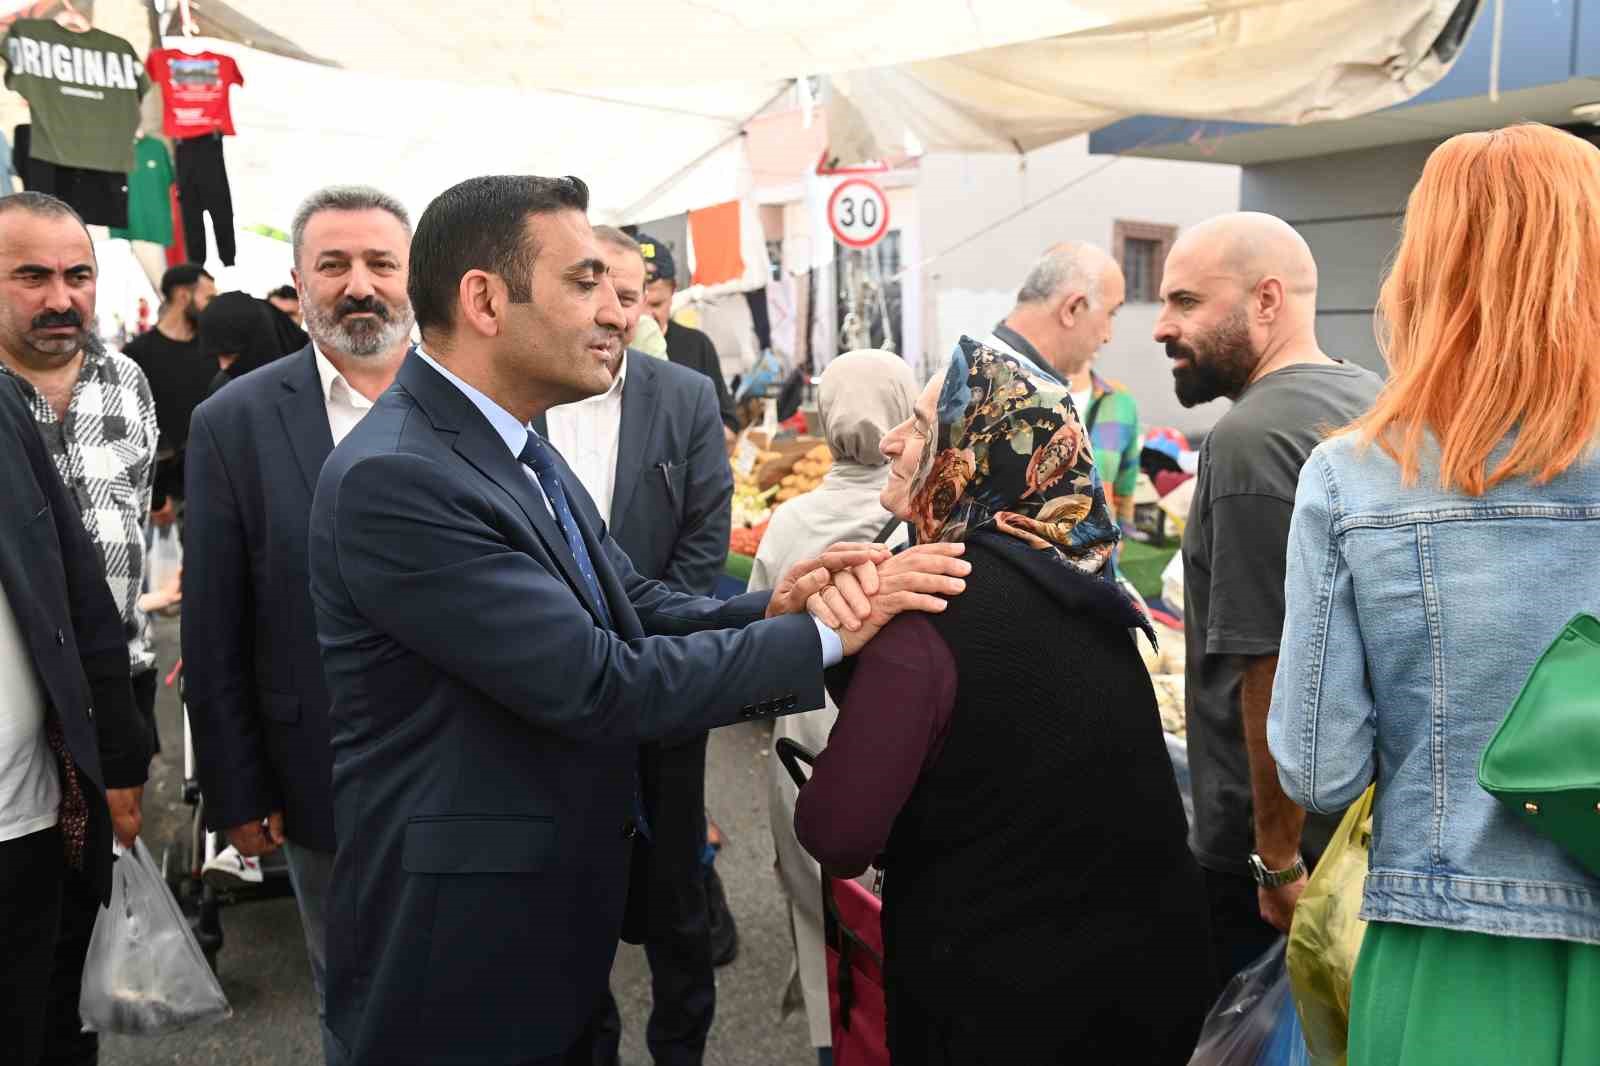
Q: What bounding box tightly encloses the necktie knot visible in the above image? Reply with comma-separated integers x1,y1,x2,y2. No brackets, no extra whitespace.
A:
519,431,555,475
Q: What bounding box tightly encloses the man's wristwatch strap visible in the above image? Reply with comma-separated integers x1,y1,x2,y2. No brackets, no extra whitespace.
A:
1249,852,1306,888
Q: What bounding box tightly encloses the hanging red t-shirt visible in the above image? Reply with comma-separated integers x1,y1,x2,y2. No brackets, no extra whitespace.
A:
147,49,243,139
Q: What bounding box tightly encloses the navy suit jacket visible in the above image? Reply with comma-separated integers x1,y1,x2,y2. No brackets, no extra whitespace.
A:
307,351,821,1064
183,346,338,851
0,376,149,903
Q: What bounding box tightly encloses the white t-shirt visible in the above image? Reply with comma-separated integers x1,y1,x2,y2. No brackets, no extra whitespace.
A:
0,578,59,842
1070,388,1092,422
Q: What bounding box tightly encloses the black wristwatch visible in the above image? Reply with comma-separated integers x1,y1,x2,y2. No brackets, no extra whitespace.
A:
1248,852,1306,888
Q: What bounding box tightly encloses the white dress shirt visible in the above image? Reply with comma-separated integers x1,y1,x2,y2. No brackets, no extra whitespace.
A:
313,344,377,446
0,579,59,843
543,355,626,521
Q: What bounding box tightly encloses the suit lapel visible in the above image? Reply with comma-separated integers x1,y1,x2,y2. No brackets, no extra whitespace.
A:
278,347,335,496
609,352,658,534
398,355,608,624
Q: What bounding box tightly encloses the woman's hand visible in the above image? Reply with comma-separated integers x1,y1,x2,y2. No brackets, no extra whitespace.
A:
766,542,892,623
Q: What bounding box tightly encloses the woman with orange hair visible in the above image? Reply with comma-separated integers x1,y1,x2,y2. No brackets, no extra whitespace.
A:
1268,122,1600,1065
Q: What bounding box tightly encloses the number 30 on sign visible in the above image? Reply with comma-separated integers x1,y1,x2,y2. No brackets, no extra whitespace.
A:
828,178,890,250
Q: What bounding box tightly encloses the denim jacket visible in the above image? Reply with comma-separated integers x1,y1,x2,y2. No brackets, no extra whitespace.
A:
1268,432,1600,944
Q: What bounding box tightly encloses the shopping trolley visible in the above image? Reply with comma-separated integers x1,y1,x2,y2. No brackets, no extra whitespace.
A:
776,737,890,1066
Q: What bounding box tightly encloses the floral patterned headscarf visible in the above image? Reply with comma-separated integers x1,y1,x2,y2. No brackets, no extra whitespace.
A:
909,337,1122,577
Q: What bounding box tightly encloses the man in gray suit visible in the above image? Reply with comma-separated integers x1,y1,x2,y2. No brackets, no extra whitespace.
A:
540,225,730,1065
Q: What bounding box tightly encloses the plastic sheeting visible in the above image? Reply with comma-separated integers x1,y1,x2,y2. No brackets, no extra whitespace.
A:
166,1,1474,224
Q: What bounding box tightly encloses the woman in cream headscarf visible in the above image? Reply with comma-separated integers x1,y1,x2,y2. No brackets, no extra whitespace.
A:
749,349,917,1065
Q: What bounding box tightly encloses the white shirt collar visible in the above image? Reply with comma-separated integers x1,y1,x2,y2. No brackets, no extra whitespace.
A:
312,343,375,410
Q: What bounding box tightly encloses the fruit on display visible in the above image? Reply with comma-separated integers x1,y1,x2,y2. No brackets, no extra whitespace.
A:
728,438,835,555
729,518,769,557
775,445,833,503
731,476,778,530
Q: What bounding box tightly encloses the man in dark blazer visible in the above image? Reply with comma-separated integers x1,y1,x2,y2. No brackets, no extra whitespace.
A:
0,374,151,1066
308,174,967,1066
182,185,415,1056
539,225,734,1065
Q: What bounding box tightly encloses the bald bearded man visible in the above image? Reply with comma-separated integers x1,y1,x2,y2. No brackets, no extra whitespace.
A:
1153,212,1381,991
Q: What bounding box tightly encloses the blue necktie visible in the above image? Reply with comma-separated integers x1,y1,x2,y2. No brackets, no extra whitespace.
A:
520,431,649,840
518,430,614,630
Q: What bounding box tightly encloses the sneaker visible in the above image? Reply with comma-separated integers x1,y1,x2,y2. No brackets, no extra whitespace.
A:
705,864,739,967
202,845,263,891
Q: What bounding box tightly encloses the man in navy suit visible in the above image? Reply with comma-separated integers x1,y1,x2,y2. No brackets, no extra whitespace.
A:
308,174,968,1066
540,225,734,1065
182,185,415,1057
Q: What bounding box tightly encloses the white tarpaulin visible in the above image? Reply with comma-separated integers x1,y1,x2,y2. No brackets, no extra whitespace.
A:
156,1,1473,225
826,1,1478,158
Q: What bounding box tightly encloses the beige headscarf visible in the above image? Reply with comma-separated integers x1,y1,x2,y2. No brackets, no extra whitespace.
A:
816,349,917,467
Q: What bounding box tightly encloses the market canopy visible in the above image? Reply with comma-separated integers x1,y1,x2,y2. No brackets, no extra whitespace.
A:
173,0,1477,225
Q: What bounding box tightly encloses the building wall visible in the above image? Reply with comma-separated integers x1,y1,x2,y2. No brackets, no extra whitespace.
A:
1239,139,1436,373
915,134,1241,434
1240,126,1600,373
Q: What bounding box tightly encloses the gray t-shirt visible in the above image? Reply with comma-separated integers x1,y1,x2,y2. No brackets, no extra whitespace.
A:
1182,360,1382,876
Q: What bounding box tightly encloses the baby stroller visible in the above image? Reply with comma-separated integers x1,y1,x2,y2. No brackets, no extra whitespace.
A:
776,738,889,1066
163,659,296,971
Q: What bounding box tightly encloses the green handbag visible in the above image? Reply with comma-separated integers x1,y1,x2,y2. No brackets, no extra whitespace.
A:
1478,613,1600,878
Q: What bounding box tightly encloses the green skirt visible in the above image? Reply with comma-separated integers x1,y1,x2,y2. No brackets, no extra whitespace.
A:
1350,921,1600,1066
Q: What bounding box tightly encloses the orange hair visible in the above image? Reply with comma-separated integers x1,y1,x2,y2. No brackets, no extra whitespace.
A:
1352,123,1600,494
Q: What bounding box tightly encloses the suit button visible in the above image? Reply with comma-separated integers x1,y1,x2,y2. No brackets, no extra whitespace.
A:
55,628,65,646
86,706,93,720
622,820,638,840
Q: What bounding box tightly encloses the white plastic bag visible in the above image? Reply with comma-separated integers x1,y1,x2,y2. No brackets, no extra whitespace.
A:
79,838,230,1035
145,523,182,597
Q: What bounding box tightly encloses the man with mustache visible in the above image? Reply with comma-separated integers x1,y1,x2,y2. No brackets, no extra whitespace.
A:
0,190,158,1066
182,185,415,1058
1153,211,1380,992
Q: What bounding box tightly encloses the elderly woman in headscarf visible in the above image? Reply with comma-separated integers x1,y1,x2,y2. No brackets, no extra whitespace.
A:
795,339,1212,1064
749,349,918,1066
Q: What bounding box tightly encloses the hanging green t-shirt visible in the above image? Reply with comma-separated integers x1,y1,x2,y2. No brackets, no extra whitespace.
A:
3,19,148,173
110,136,174,245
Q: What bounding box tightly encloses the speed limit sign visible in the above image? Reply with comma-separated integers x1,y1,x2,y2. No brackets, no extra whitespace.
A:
828,178,890,250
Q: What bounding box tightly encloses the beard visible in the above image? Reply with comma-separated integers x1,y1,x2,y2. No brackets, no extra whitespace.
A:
1169,308,1257,408
304,293,414,358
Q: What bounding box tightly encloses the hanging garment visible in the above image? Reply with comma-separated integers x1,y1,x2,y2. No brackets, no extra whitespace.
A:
175,133,235,267
146,49,243,139
165,183,187,269
688,200,743,287
2,19,147,173
111,136,175,246
13,124,128,228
